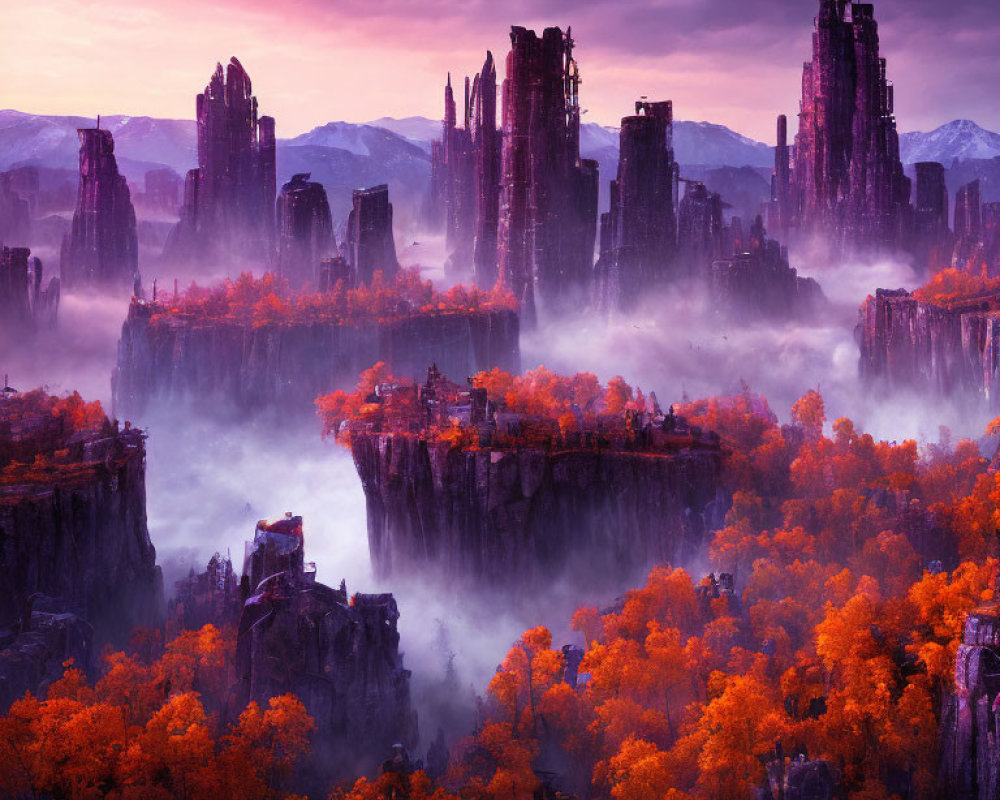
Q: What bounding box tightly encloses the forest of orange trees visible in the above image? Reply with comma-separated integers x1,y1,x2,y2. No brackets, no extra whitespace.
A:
5,385,1000,798
144,270,516,328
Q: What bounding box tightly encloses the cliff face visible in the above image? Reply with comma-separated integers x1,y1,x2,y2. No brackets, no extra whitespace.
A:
0,427,161,642
351,432,726,590
113,301,520,419
857,288,1000,402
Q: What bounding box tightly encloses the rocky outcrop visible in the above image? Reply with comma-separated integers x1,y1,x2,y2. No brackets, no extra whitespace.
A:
952,181,1000,277
163,57,276,265
169,552,241,633
0,598,92,712
497,26,598,319
350,431,725,592
112,299,520,420
346,185,399,285
941,603,1000,799
913,162,952,273
234,514,416,776
59,127,138,288
0,246,59,337
780,0,912,253
0,171,31,245
0,400,161,644
276,173,334,289
857,288,1000,403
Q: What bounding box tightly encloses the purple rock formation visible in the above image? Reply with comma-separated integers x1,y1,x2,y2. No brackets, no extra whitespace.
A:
780,1,912,253
0,408,161,643
497,26,599,320
856,288,1000,403
0,172,31,245
112,297,520,420
677,180,724,268
431,53,502,287
169,552,241,633
912,162,952,273
135,168,182,216
276,173,334,289
941,603,1000,799
346,184,399,285
951,181,1000,276
164,57,276,265
349,426,725,592
59,127,138,288
595,100,677,310
234,514,416,775
0,246,59,337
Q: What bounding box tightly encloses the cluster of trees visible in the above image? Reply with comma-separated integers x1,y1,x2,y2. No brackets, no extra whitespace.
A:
912,267,1000,309
0,389,113,483
0,625,314,800
355,388,996,800
149,270,516,328
317,364,684,452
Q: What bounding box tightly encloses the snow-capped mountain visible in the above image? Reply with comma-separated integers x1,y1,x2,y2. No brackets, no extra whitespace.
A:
900,119,1000,164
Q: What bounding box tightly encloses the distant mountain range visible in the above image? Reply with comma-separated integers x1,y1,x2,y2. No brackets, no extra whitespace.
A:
2,108,997,226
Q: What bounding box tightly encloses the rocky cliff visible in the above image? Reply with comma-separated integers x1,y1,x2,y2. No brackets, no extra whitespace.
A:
0,394,162,644
857,288,1000,402
350,431,725,591
113,299,520,420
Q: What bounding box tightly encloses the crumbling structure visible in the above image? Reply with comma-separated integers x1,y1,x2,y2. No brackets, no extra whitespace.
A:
676,180,724,270
164,57,276,265
276,173,334,288
595,100,677,310
235,513,416,775
346,185,399,285
60,127,139,288
0,246,59,335
775,0,912,253
497,26,599,320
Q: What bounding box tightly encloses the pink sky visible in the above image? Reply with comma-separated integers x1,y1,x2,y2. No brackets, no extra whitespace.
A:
3,0,997,141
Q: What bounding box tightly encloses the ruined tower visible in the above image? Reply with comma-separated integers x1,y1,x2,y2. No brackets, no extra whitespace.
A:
346,185,399,285
596,100,677,310
276,173,334,289
912,162,951,273
496,26,599,321
60,127,138,288
785,1,911,252
165,57,276,265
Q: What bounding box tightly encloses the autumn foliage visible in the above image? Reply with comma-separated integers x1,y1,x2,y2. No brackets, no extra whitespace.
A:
912,266,1000,309
429,389,1000,800
0,625,314,800
146,269,516,328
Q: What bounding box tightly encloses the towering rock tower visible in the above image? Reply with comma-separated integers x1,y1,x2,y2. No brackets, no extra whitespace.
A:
497,26,599,321
784,1,911,252
346,185,399,285
60,127,138,288
165,57,276,265
595,100,677,310
276,173,334,289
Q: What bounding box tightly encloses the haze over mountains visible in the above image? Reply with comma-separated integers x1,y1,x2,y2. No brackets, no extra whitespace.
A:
2,109,997,225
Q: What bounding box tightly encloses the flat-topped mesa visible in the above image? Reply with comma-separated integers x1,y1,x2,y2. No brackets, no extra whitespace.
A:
430,54,502,286
276,173,335,289
0,389,161,649
0,246,59,337
112,270,520,421
857,274,1000,404
320,365,726,593
347,185,399,285
60,127,138,289
498,26,599,320
942,603,1000,798
164,57,276,265
234,512,416,776
776,0,912,255
595,100,677,311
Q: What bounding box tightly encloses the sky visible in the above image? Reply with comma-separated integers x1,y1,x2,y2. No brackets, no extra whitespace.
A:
2,0,997,142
